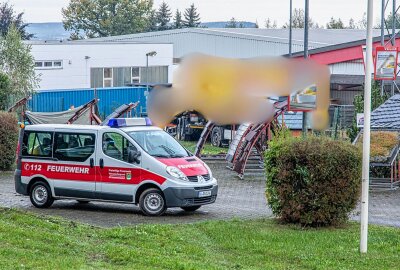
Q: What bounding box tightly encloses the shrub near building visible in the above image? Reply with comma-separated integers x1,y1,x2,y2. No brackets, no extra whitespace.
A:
265,135,362,226
0,112,18,171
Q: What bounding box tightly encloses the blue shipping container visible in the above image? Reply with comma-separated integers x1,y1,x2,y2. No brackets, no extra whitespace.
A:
29,87,148,119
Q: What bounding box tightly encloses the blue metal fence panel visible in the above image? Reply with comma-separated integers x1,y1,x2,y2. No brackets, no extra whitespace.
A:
29,87,147,119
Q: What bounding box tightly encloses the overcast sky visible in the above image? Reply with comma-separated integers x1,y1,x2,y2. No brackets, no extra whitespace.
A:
8,0,381,27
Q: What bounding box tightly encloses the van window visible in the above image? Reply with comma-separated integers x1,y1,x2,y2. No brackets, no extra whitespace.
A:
102,132,136,162
54,133,95,162
22,131,53,157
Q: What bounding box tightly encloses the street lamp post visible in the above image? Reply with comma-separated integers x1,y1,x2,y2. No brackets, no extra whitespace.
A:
145,51,157,115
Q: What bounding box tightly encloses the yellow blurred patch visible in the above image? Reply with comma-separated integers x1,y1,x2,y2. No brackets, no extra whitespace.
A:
148,54,330,130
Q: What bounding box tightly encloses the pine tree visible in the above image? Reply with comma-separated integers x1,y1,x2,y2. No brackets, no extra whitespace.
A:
348,18,356,29
147,10,158,31
183,3,201,28
226,17,237,28
173,9,182,29
156,1,172,31
326,17,345,29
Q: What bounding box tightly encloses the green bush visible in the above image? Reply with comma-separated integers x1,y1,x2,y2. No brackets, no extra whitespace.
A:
265,136,362,226
0,112,18,171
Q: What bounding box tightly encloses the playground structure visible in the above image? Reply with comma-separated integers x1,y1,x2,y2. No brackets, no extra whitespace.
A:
7,97,139,126
195,100,289,178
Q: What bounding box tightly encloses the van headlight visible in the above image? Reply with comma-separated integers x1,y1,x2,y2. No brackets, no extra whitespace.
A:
166,166,188,181
203,162,213,180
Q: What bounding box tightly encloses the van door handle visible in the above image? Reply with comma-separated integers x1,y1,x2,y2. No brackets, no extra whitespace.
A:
90,158,94,168
99,158,104,169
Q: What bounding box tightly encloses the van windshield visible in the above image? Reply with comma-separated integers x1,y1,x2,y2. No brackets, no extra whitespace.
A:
128,130,191,158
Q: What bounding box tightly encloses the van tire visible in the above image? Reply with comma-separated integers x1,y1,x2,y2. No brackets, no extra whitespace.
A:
181,206,201,212
30,181,54,208
139,188,166,216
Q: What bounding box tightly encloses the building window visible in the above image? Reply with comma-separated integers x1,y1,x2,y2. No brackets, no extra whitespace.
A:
131,67,140,84
103,68,113,88
34,60,63,70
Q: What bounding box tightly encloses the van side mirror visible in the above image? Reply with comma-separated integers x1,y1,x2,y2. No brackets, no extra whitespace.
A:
128,149,141,164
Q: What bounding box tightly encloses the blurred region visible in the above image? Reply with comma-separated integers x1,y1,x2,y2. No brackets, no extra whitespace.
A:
148,54,330,130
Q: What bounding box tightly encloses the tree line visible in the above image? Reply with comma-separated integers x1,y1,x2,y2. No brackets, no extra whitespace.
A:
62,1,201,40
262,8,368,29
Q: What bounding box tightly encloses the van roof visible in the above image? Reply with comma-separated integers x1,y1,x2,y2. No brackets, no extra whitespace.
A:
25,124,108,130
24,124,163,132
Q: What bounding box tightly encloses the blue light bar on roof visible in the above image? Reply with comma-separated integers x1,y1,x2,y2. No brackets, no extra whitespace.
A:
107,118,153,128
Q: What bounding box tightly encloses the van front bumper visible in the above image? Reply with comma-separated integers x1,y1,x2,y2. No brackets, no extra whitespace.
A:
163,184,218,207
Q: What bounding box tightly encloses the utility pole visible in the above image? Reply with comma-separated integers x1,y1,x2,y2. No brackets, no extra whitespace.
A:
289,0,293,56
302,0,309,136
360,0,374,254
393,0,396,46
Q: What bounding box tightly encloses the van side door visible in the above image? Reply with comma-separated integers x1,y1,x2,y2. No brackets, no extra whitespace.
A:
96,130,141,202
51,130,97,199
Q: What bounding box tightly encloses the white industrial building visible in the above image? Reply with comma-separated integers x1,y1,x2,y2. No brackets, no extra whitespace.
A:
29,41,174,90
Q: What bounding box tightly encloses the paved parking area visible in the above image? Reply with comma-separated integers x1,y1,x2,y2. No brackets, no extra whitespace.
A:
1,162,400,228
0,163,271,227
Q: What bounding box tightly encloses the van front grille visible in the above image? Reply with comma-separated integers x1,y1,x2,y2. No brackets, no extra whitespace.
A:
187,174,211,182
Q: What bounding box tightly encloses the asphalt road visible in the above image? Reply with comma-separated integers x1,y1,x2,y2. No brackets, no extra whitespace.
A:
1,162,400,228
0,162,271,227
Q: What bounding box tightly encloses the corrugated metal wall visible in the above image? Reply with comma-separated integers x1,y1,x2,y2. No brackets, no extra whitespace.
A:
331,89,362,105
29,87,147,119
114,30,311,58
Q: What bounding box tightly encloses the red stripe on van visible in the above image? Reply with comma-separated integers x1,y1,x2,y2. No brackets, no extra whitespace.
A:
21,162,166,185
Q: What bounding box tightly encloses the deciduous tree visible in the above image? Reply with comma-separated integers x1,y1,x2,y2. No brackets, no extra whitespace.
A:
0,25,39,99
62,0,154,39
283,8,317,29
0,72,10,110
0,2,33,39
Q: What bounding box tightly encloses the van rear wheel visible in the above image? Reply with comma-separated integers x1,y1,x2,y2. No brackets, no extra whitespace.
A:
30,181,54,208
181,206,201,212
139,188,167,216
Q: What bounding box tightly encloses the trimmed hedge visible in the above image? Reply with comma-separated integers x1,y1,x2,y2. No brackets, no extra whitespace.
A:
265,136,362,226
0,112,18,171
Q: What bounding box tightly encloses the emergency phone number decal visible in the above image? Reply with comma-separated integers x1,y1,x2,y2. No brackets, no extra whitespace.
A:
24,163,42,171
23,163,90,174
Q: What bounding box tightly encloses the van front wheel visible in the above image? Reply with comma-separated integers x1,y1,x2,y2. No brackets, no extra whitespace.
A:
30,181,54,208
139,188,167,216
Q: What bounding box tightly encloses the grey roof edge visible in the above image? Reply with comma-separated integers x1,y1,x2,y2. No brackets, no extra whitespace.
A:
286,33,397,57
79,27,330,46
25,40,173,45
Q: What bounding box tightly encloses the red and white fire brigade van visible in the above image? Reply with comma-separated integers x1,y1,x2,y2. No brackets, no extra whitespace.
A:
14,118,218,216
